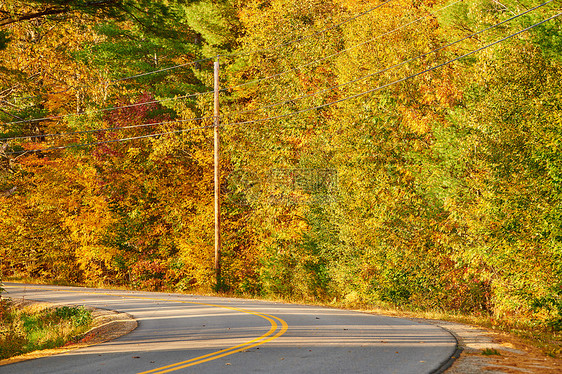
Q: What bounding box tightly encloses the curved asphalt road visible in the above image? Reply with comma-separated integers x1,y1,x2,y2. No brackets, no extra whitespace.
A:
2,283,457,374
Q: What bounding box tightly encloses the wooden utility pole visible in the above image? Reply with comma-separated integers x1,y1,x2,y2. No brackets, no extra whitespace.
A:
213,57,221,286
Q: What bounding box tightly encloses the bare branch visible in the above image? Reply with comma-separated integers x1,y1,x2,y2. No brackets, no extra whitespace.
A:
2,186,17,197
0,7,69,27
0,107,23,120
0,0,121,27
1,100,21,109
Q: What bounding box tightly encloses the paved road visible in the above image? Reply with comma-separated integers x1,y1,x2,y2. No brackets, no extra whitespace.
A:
2,283,457,373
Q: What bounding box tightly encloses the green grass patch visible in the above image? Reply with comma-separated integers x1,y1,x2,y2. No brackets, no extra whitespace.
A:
0,299,93,360
481,348,501,356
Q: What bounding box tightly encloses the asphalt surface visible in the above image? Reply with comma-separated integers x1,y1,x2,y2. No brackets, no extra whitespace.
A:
2,283,458,374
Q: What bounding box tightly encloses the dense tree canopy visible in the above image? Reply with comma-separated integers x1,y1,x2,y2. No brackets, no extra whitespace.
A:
1,0,561,331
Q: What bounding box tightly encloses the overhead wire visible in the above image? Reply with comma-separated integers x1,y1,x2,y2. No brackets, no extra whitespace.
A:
1,0,392,127
223,0,464,93
0,0,437,131
2,89,218,128
2,114,214,142
220,0,554,123
104,1,397,81
2,0,553,145
222,0,396,59
219,11,561,130
5,124,215,156
11,57,214,102
6,10,559,156
110,57,214,83
1,0,395,110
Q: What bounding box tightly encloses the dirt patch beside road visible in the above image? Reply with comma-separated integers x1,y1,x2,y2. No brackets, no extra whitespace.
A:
430,320,562,374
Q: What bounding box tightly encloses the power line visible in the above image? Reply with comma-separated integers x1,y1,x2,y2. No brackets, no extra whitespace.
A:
0,2,405,128
220,11,561,131
1,114,214,142
84,2,396,83
110,0,396,77
1,0,396,124
223,0,396,59
110,57,214,83
5,124,214,156
220,0,553,122
7,11,559,157
3,0,396,109
3,0,550,144
0,0,455,130
3,89,217,127
9,57,214,102
225,0,463,93
1,0,442,130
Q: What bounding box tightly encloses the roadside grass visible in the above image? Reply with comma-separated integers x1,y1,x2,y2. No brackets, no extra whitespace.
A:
0,299,93,360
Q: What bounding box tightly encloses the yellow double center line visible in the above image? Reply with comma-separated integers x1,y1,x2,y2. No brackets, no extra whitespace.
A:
134,297,288,374
5,285,288,374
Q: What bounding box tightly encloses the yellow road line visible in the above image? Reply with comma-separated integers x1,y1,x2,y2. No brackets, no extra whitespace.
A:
4,285,289,374
141,309,288,374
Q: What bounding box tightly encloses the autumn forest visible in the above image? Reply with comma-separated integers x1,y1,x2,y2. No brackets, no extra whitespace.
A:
1,0,561,331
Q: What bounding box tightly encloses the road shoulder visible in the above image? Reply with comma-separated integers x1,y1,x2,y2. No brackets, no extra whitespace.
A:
424,320,562,374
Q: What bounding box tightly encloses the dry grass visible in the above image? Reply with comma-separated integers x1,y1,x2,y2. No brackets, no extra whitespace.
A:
341,302,562,359
0,299,92,360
